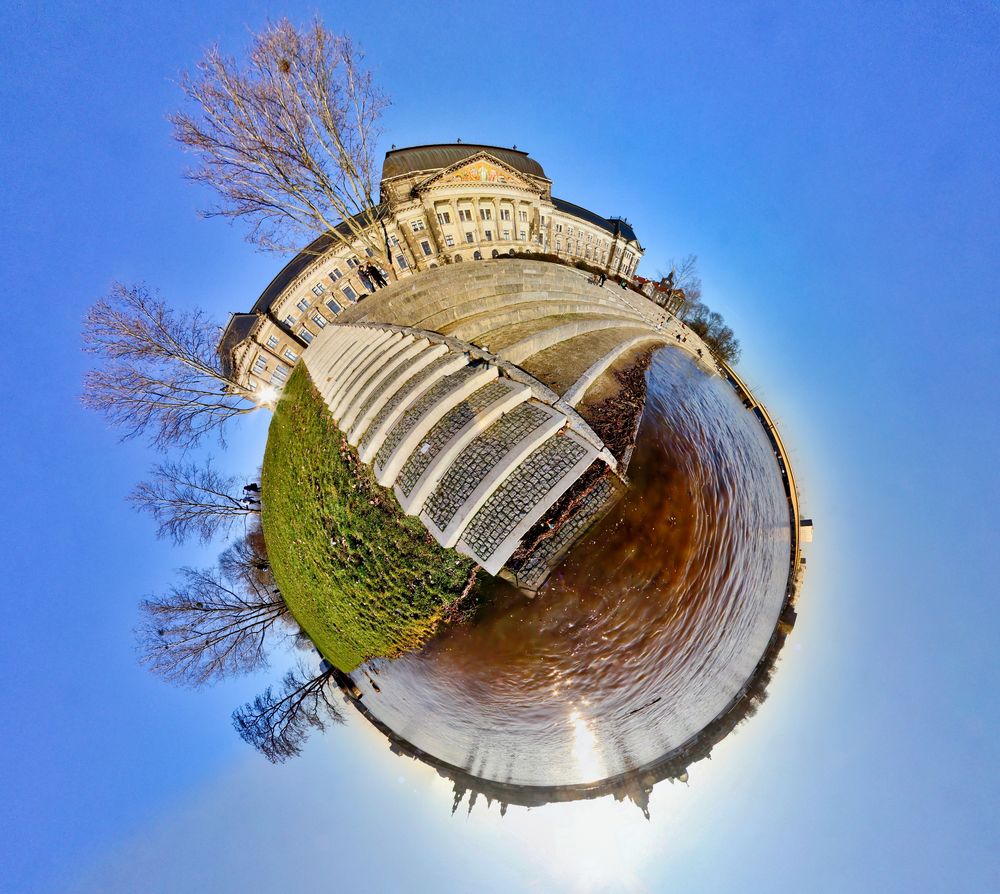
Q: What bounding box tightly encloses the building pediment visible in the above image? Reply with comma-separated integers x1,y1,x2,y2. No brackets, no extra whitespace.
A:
416,152,537,193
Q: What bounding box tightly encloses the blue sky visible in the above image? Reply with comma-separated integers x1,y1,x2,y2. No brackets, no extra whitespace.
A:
1,2,997,892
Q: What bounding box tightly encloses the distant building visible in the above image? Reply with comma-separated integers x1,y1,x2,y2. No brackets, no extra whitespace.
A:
218,143,644,394
633,275,686,314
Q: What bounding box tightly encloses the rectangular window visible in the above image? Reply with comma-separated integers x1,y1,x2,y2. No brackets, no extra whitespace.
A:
311,313,327,328
365,247,374,257
299,328,314,344
444,234,455,247
347,257,359,268
329,268,342,281
556,223,563,233
283,349,298,363
271,369,288,385
410,219,425,232
266,335,280,349
284,315,296,327
518,210,528,222
458,209,473,222
541,215,546,225
390,235,399,247
253,356,268,373
500,208,511,221
465,232,475,243
421,240,432,256
519,230,526,240
310,283,325,296
484,229,493,241
480,208,492,221
342,285,357,302
396,254,409,269
502,229,510,240
556,238,562,250
326,298,342,315
297,298,311,312
437,211,451,225
567,226,573,236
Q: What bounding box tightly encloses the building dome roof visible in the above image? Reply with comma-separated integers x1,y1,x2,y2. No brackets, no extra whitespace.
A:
381,144,547,181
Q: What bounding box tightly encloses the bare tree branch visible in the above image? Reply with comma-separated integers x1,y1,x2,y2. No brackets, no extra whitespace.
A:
130,459,258,545
171,17,394,273
138,563,288,687
233,664,344,762
81,282,258,450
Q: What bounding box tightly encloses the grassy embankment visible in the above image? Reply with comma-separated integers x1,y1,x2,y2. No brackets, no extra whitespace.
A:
261,366,475,671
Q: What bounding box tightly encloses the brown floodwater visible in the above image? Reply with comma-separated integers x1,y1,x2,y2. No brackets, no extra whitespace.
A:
352,347,791,787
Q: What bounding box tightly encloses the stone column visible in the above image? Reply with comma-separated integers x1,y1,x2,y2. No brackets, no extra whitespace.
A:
471,196,485,256
420,193,446,260
397,216,425,272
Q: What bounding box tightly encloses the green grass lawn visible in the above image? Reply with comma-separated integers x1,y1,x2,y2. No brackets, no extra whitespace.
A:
261,365,475,671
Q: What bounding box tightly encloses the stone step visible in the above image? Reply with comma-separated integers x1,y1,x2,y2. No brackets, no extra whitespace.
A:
339,337,430,432
415,289,590,331
420,401,566,548
501,318,641,365
346,343,449,446
562,333,669,407
440,301,645,342
330,333,412,421
373,364,498,487
314,328,381,400
519,326,655,397
357,351,470,463
346,262,617,329
321,330,396,409
394,379,531,515
456,430,599,576
303,325,353,375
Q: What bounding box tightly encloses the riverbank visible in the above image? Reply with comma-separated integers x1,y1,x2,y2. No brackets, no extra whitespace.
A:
334,346,807,812
261,366,475,671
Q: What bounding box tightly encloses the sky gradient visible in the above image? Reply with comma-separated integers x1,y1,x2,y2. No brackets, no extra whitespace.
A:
1,2,997,892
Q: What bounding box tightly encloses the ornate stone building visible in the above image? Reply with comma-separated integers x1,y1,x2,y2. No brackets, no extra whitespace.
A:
218,143,644,394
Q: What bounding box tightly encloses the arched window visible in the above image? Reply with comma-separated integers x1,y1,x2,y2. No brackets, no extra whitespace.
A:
454,254,463,262
474,251,482,260
491,249,500,258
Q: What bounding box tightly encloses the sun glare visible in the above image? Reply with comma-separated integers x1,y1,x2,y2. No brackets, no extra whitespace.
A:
569,709,605,784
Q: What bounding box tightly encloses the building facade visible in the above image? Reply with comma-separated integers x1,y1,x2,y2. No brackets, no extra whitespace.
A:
219,143,644,395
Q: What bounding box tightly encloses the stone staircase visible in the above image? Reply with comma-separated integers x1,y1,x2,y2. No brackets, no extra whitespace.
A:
303,323,614,577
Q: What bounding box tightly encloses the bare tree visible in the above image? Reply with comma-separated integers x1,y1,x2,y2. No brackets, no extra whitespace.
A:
233,663,344,762
82,282,258,449
664,253,702,307
662,255,741,363
682,301,742,364
219,528,273,590
171,17,395,272
130,459,258,545
138,564,288,687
